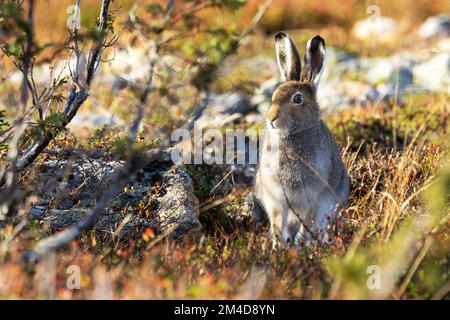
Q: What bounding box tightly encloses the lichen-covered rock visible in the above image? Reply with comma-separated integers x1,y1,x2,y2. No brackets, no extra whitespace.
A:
30,152,201,239
34,159,125,209
150,155,202,238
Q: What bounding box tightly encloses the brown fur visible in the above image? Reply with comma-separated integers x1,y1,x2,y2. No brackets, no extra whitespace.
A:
252,32,349,248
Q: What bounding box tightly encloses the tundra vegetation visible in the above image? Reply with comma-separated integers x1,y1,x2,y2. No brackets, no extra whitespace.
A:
0,0,448,299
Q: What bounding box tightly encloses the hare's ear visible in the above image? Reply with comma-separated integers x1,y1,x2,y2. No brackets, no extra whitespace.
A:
275,31,301,82
301,35,326,88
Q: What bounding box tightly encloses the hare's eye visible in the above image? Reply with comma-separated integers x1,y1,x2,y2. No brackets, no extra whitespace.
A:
292,93,303,104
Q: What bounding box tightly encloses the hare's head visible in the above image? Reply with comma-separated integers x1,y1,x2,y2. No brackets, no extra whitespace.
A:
267,32,326,134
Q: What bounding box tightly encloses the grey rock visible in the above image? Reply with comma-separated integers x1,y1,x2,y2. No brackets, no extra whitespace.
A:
326,47,355,65
418,14,450,39
251,78,280,114
35,159,125,209
195,93,252,129
333,57,363,75
69,111,126,130
31,152,201,238
365,60,413,89
153,156,201,237
256,78,280,100
29,206,155,234
318,80,375,109
317,80,350,109
321,48,355,81
240,55,278,76
212,92,252,115
103,47,149,82
413,53,450,93
368,83,402,105
364,87,380,100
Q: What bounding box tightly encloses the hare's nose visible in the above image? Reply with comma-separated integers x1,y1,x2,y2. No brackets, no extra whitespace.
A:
267,104,280,122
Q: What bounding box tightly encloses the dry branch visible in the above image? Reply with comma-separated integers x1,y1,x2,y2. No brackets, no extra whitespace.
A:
14,0,112,173
0,0,35,220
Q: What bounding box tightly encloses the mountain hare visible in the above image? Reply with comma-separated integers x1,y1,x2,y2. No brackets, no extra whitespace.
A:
252,32,349,247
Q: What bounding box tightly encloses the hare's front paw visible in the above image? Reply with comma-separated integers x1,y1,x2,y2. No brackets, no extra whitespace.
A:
270,236,279,250
271,236,287,251
270,230,290,250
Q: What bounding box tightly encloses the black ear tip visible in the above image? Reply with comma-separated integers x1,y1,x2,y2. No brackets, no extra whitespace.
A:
275,31,287,41
310,35,325,48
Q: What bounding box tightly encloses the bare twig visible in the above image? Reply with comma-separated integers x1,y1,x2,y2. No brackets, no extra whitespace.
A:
13,0,113,173
70,0,82,84
396,212,450,297
20,0,34,108
231,0,274,52
86,0,111,85
0,0,35,220
129,42,158,139
431,281,450,300
396,236,433,297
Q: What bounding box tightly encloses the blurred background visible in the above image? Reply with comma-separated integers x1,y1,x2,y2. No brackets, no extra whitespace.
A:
1,0,450,136
28,0,450,44
2,0,448,136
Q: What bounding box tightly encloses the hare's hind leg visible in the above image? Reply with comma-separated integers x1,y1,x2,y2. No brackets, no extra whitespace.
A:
316,193,342,243
254,179,289,248
248,191,267,224
292,222,314,248
267,205,289,249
